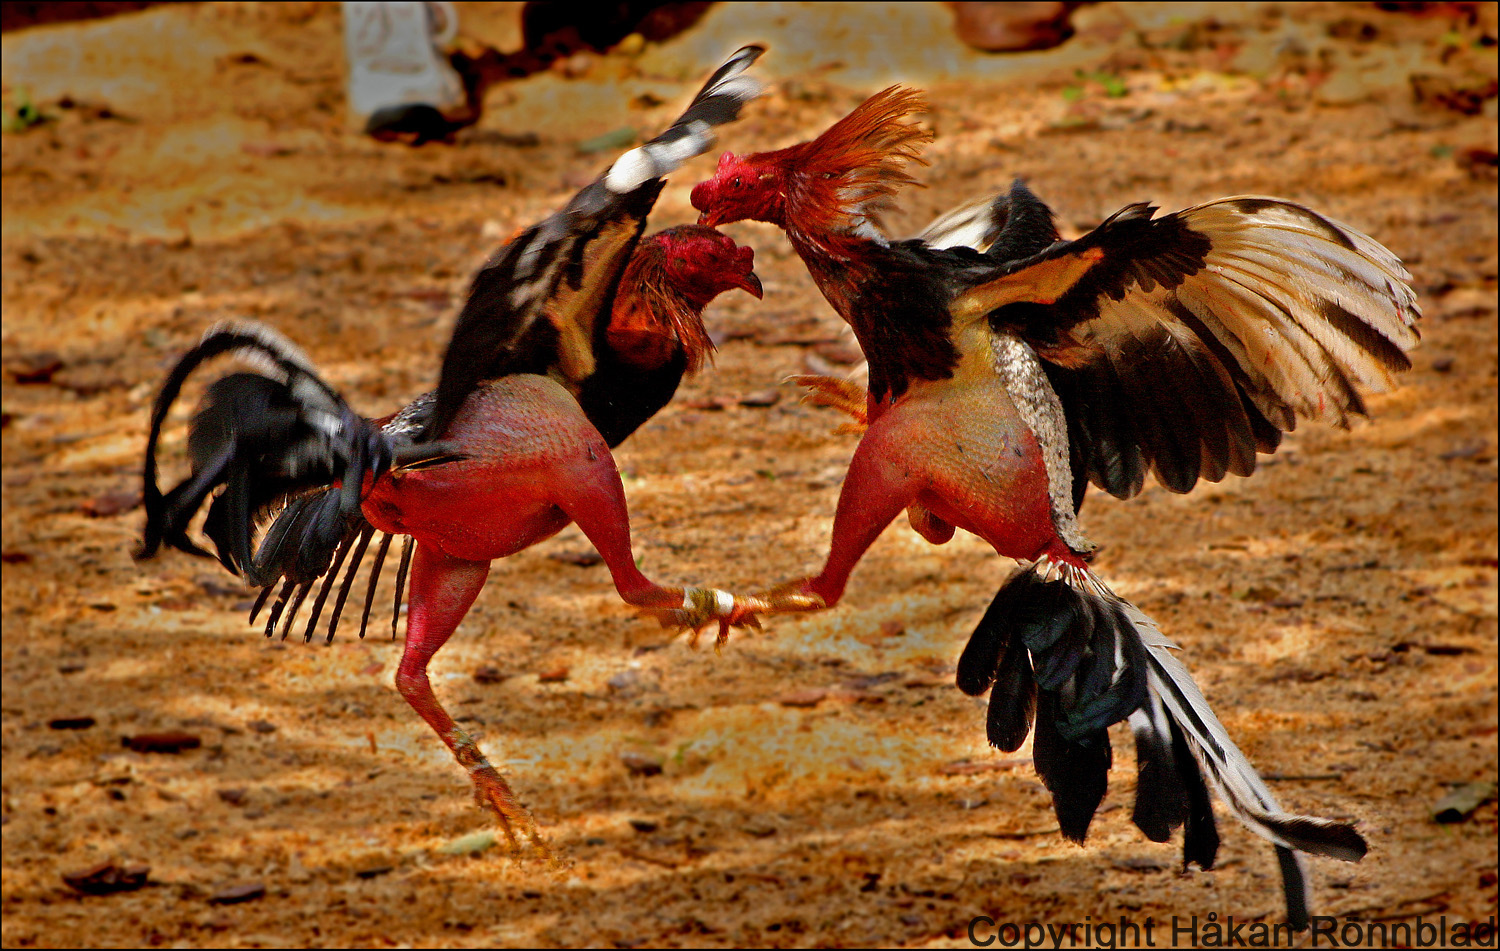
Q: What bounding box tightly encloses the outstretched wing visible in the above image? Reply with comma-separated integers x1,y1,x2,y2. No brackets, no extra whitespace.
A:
952,197,1421,497
423,45,765,439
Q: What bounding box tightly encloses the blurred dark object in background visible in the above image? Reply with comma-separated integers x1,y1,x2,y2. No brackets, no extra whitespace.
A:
945,2,1086,53
522,1,714,56
452,2,714,135
481,1,713,79
1373,2,1488,23
1,2,176,33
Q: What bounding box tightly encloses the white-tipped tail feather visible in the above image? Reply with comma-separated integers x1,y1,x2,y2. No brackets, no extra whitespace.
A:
958,562,1365,931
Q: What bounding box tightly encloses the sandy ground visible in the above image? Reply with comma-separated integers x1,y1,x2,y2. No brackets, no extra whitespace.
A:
2,2,1496,947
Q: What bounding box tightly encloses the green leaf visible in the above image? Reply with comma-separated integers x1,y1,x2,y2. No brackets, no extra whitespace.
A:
2,90,49,133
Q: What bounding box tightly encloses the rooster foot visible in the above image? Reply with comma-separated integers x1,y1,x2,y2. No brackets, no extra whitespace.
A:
643,587,764,653
788,375,869,431
449,729,555,865
700,578,828,649
752,576,828,615
643,584,828,650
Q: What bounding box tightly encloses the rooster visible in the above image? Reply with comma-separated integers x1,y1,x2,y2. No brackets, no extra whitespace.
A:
136,47,771,854
691,86,1420,926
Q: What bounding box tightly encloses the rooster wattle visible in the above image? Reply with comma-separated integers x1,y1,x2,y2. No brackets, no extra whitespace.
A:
692,85,1419,926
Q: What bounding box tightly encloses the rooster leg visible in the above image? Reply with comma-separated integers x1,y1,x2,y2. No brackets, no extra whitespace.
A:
550,445,805,645
395,542,547,857
796,427,923,608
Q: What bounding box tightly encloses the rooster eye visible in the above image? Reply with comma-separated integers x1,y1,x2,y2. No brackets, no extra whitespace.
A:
731,176,743,188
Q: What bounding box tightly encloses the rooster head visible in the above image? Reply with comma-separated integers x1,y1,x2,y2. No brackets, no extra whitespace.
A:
612,225,761,375
691,151,788,228
654,223,763,304
694,87,932,242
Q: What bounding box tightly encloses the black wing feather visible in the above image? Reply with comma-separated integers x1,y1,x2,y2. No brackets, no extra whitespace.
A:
962,195,1419,498
424,46,764,439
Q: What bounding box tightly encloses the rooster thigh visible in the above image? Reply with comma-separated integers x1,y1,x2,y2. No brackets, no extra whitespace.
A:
809,378,1063,606
364,375,676,608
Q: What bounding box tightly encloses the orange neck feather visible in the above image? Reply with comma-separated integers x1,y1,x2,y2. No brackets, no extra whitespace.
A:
608,247,714,375
775,86,932,250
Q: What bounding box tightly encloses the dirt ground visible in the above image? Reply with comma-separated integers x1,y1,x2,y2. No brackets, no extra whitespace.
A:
2,2,1496,947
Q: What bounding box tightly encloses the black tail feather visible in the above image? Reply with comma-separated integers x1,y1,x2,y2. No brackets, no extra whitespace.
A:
956,584,1013,695
599,45,764,195
303,532,357,643
1032,692,1111,843
248,582,276,625
325,525,376,644
1130,708,1189,843
277,579,315,641
1170,712,1221,872
959,583,1038,751
971,570,1146,743
985,180,1063,264
986,632,1036,753
359,533,395,639
1277,847,1311,931
251,489,352,589
138,321,460,644
1180,747,1222,872
959,560,1365,929
263,578,296,639
138,325,344,563
392,535,414,639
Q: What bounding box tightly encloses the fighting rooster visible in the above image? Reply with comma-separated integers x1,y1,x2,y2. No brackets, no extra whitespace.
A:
137,47,769,854
692,86,1420,925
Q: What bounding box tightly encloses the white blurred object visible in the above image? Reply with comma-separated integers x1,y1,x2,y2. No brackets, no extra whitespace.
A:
342,1,465,129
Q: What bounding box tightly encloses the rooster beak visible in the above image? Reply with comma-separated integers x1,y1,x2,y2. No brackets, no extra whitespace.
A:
737,271,764,299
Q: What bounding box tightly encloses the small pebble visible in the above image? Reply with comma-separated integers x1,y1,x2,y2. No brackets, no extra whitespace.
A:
81,490,141,518
606,669,641,691
62,862,149,896
738,389,781,408
777,689,829,708
48,716,95,730
217,788,249,806
619,751,663,777
438,831,499,855
207,882,266,905
122,732,201,754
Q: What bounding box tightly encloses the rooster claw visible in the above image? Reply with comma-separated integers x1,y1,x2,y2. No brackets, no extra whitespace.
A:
640,583,825,650
450,732,560,867
752,576,827,612
641,587,766,650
